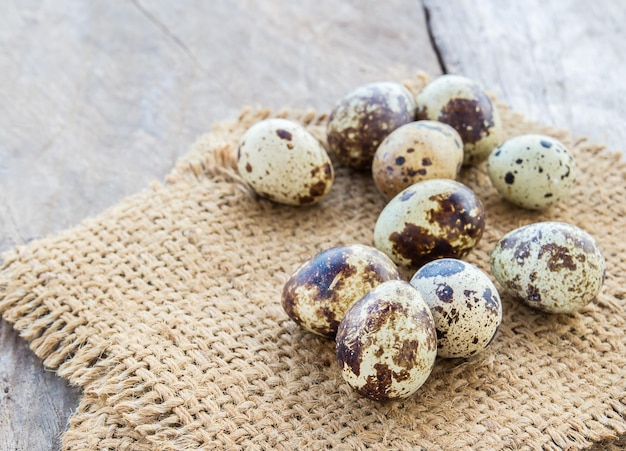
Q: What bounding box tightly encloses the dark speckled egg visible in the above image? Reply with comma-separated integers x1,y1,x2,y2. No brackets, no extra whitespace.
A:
415,75,502,165
487,134,576,210
410,259,502,358
237,118,334,206
373,179,486,268
281,244,400,338
336,280,437,401
490,222,606,313
372,120,464,200
327,82,416,171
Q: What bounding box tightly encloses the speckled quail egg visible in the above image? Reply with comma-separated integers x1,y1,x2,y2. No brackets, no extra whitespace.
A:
487,134,576,210
237,118,334,206
372,120,464,200
281,244,401,338
374,179,485,268
415,74,502,165
327,82,416,171
490,221,606,313
336,280,437,401
410,259,502,358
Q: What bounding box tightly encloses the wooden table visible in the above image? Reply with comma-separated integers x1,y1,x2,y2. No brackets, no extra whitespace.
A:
1,1,625,449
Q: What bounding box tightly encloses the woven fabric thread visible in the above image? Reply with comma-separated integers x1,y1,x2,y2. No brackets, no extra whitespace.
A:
1,73,625,450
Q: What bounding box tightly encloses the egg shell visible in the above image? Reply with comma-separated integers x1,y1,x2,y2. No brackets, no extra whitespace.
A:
410,259,502,358
237,118,334,206
487,134,576,210
415,74,502,165
327,82,416,171
336,280,437,401
281,244,401,338
374,179,485,268
372,120,464,200
490,221,606,313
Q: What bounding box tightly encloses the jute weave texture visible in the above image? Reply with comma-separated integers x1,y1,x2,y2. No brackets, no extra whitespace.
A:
1,74,625,450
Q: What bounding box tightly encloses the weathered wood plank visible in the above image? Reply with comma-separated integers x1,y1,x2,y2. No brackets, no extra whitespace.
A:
0,322,82,451
424,0,626,155
0,1,441,449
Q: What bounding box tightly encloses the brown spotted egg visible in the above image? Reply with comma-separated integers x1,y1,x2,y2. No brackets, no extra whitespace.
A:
336,280,437,401
490,222,606,313
372,120,464,200
237,118,334,206
487,134,576,210
327,82,416,171
410,259,502,358
281,244,401,338
415,74,502,165
374,179,485,268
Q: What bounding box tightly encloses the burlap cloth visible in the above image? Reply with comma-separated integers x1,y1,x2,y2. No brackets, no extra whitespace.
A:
1,73,625,450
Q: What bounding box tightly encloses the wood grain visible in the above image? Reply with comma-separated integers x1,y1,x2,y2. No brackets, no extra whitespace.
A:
0,1,440,449
424,0,626,155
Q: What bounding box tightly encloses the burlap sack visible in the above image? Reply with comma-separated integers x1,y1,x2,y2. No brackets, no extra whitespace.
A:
1,73,625,450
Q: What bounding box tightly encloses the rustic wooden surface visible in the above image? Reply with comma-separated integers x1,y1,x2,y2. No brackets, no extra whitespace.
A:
424,0,626,155
0,1,624,449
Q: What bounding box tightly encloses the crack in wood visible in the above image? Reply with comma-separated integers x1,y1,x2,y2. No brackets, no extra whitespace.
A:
129,0,209,76
422,1,448,74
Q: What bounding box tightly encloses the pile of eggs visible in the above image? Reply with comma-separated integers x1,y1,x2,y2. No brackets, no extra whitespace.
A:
236,74,606,401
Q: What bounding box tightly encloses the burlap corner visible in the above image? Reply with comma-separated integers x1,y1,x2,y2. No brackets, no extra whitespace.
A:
1,73,625,450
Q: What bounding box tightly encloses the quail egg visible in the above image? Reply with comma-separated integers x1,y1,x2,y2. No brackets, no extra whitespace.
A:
490,221,606,313
281,244,401,338
372,120,464,200
237,118,334,206
487,134,576,210
410,258,502,358
374,179,485,268
327,82,416,171
336,280,437,401
415,74,502,165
